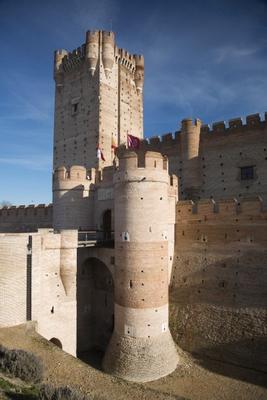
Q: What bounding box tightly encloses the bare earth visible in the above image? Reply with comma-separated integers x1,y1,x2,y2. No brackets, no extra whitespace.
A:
0,324,266,400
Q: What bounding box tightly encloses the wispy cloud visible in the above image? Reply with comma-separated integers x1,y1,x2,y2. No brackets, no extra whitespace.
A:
214,46,260,64
0,155,51,171
0,71,53,122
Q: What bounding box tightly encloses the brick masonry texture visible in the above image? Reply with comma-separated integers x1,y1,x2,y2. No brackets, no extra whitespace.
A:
0,29,267,384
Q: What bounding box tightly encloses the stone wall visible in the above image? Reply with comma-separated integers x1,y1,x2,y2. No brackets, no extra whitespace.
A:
170,197,267,371
0,204,52,233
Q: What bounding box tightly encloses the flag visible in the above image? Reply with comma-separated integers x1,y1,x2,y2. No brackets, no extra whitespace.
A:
97,147,106,161
127,134,140,149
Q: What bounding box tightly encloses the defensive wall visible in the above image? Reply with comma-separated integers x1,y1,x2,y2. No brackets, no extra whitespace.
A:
0,204,52,233
140,112,267,202
169,196,267,372
0,229,77,356
1,112,267,233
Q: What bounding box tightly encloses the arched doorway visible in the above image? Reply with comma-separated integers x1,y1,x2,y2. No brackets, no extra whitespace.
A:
49,337,62,349
102,209,112,240
77,257,114,368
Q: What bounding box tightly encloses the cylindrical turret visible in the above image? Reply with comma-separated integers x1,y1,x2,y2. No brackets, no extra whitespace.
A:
103,150,178,382
53,165,95,231
180,118,201,199
85,30,99,76
54,49,68,83
134,55,144,93
102,31,115,77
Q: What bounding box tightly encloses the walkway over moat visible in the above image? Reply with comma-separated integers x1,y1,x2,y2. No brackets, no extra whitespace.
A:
78,231,114,248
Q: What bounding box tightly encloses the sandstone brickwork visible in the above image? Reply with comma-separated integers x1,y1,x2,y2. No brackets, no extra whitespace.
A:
0,27,267,384
0,229,77,356
103,149,178,382
170,197,267,371
53,30,143,170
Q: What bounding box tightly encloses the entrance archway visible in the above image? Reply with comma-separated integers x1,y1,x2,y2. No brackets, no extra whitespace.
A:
77,257,114,368
102,209,112,240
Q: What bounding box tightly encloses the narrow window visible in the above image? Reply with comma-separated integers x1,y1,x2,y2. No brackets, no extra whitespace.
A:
72,103,78,114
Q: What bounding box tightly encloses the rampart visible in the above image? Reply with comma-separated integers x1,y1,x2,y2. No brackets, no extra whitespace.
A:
139,112,267,201
0,229,77,355
170,196,267,372
0,204,52,233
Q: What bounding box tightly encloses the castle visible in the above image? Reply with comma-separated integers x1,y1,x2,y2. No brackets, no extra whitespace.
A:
0,30,267,382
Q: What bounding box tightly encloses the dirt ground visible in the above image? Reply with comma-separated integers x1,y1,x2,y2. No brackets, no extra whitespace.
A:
0,324,266,400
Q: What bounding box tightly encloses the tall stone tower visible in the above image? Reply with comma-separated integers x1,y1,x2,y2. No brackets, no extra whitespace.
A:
53,30,144,170
103,149,178,382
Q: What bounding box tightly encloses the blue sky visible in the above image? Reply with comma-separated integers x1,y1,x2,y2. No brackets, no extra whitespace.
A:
1,0,267,205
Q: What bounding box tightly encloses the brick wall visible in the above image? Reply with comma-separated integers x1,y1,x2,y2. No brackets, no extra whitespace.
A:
170,197,267,371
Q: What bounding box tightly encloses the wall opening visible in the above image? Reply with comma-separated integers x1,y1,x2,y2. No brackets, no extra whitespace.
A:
77,257,114,369
102,209,112,240
49,337,62,349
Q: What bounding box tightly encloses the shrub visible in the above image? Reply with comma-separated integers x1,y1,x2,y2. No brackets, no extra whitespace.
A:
38,384,89,400
0,344,43,383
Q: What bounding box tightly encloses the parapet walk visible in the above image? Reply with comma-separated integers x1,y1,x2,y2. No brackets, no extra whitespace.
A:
140,112,267,150
176,196,267,221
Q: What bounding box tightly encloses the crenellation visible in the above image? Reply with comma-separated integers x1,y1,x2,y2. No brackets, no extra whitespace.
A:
2,28,267,384
246,113,261,126
212,121,226,132
176,196,266,220
228,117,243,129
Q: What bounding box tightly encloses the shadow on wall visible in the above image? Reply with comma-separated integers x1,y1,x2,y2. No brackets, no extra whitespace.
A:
169,248,267,379
76,256,114,370
192,337,267,389
53,183,95,231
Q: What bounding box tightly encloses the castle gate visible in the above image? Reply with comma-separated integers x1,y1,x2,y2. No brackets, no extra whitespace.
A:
77,256,114,366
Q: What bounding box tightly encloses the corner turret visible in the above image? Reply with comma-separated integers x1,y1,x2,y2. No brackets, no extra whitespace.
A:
103,149,178,382
134,54,144,93
53,166,95,231
180,118,201,200
85,30,99,76
102,31,115,77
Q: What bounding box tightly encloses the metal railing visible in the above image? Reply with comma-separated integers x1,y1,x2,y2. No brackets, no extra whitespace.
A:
78,230,114,247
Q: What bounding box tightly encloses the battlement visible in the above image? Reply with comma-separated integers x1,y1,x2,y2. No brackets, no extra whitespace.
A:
102,30,115,42
116,147,170,172
200,112,267,138
0,203,52,217
176,196,266,222
53,165,96,182
140,132,181,151
115,48,136,73
61,45,86,72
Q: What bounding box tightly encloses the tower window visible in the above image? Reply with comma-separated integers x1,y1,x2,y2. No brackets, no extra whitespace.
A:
72,103,78,114
240,166,254,180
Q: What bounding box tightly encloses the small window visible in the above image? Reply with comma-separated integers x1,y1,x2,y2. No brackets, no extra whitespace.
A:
240,166,254,180
72,103,78,114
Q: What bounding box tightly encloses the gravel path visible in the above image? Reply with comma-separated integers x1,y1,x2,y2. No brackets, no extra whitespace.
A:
0,324,266,400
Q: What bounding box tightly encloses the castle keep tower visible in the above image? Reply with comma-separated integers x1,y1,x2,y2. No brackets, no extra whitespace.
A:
103,149,178,382
53,30,144,170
